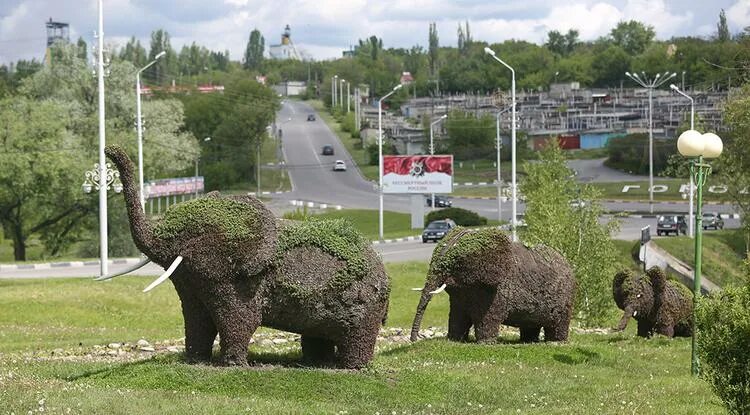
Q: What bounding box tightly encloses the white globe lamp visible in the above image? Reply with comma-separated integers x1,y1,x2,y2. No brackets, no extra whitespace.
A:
701,133,723,159
677,130,704,157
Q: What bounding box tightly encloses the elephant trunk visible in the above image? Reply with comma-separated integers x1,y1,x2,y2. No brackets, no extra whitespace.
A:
105,145,163,262
410,273,447,342
615,305,636,331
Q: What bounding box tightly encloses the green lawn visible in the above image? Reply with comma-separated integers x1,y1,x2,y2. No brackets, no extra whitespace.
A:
0,262,723,414
654,229,748,287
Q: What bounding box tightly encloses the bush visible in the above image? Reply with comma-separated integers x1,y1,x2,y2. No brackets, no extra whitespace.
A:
605,133,674,175
697,282,750,414
426,207,487,227
366,143,397,165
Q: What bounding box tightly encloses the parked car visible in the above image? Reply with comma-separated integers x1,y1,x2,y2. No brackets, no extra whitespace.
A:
422,219,457,243
657,215,687,236
426,195,452,207
307,114,316,121
702,212,724,230
321,145,334,155
333,160,347,171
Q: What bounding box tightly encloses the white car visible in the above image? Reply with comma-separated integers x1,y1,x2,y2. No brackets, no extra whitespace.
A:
333,160,347,171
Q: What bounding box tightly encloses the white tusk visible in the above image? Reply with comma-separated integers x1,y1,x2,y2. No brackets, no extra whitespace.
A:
632,310,638,317
143,256,183,293
411,287,423,291
95,257,151,281
429,284,447,295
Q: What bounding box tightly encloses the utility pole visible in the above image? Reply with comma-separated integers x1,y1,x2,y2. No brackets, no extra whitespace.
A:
96,0,108,278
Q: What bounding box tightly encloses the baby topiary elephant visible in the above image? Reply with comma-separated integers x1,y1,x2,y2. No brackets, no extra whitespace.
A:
411,228,576,343
101,145,390,369
613,267,692,338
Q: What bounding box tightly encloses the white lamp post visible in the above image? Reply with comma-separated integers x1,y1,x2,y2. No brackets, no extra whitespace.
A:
332,75,337,108
495,105,513,223
347,81,351,113
96,0,108,278
340,79,345,109
136,50,166,211
625,71,677,214
676,128,723,376
378,83,403,241
670,83,695,238
429,114,448,209
485,47,518,242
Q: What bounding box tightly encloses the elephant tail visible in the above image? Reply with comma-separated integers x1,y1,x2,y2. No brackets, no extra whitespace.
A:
409,273,448,342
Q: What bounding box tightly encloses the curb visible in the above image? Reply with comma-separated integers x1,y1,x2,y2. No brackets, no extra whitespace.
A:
289,200,343,210
249,191,291,196
371,235,422,245
607,213,741,219
600,199,731,205
0,257,143,271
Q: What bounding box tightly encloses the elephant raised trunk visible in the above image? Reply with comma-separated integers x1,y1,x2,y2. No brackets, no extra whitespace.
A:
410,272,448,341
104,145,165,264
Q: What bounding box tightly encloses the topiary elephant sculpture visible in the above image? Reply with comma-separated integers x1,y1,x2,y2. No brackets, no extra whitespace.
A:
613,267,692,338
411,228,576,343
101,145,390,368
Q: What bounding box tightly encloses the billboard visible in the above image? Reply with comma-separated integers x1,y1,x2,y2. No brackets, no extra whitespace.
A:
145,176,204,198
383,155,453,194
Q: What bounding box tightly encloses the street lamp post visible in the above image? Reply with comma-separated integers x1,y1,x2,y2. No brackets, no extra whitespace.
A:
333,75,337,108
195,137,210,198
677,129,723,376
670,84,696,238
429,114,448,210
625,71,676,214
340,79,345,109
485,47,518,242
136,51,166,211
495,106,513,223
378,83,404,241
347,81,351,113
95,0,108,278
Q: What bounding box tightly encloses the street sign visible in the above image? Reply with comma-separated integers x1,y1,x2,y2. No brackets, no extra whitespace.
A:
382,155,453,194
640,225,651,245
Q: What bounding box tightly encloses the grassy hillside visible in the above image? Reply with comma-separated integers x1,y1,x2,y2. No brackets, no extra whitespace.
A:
654,229,747,287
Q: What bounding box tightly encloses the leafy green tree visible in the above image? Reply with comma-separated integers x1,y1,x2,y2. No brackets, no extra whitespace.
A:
244,29,265,70
720,85,750,251
609,20,655,55
76,37,87,61
520,140,619,325
444,111,494,160
717,9,731,42
546,29,579,56
146,29,178,84
118,36,147,68
591,45,630,87
428,22,439,76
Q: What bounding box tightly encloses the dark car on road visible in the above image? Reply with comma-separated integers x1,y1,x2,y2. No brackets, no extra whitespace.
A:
422,219,457,243
426,195,452,208
657,215,687,236
307,114,316,121
702,212,724,230
321,145,334,155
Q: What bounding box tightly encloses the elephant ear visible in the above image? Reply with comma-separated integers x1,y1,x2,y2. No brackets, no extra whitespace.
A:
646,266,667,294
612,269,634,309
225,195,278,276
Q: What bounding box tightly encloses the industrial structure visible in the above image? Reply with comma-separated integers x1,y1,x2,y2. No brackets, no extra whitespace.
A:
44,18,69,65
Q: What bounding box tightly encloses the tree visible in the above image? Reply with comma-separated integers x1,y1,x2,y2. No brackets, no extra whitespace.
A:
76,37,87,61
520,139,619,325
146,29,178,84
545,29,579,57
444,111,494,160
609,20,656,55
718,9,731,42
244,29,265,70
119,36,147,68
1,43,198,260
591,45,631,87
428,22,439,77
357,35,383,61
719,85,750,251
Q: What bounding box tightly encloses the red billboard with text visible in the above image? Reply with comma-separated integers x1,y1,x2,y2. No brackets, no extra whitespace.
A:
382,155,453,194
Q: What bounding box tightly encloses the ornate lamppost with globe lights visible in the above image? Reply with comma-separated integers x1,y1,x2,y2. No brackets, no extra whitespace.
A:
676,128,723,376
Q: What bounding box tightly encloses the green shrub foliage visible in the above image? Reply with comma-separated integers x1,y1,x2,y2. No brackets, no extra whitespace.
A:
697,281,750,414
154,198,262,242
426,207,487,227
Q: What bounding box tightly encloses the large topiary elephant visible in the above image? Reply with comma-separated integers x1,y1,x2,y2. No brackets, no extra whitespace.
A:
102,145,390,368
613,267,692,338
411,228,576,343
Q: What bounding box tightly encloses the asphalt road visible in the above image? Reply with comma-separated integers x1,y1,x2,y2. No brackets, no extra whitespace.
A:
275,100,739,225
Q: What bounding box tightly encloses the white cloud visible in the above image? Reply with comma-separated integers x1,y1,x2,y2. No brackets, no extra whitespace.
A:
727,0,750,29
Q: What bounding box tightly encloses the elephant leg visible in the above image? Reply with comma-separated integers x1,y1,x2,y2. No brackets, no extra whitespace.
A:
543,322,570,342
173,277,217,363
301,336,336,365
474,315,501,343
206,289,262,367
519,326,542,343
447,298,472,342
637,320,653,338
336,322,379,369
654,320,676,338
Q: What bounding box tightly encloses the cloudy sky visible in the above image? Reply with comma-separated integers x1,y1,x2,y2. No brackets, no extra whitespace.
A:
1,0,749,64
